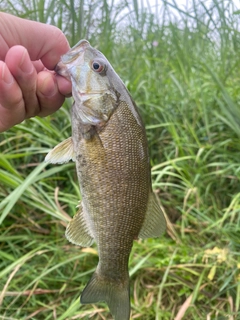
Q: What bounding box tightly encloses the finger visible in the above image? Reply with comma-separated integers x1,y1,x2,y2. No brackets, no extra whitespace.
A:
56,75,72,97
36,71,65,117
0,62,25,132
5,46,40,118
0,13,70,69
33,60,46,73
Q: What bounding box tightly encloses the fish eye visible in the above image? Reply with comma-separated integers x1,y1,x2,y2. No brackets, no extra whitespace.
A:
92,61,104,73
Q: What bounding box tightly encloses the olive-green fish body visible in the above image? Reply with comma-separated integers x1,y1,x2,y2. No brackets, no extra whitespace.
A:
45,40,166,320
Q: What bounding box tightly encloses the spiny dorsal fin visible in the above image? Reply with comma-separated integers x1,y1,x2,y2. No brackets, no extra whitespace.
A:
45,137,75,164
139,192,166,239
65,204,94,247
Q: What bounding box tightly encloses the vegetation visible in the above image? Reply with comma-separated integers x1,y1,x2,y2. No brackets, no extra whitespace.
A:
0,0,240,319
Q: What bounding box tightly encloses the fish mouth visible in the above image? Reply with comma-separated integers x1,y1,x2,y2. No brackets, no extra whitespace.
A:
61,39,90,64
55,39,90,77
70,39,90,53
55,61,69,78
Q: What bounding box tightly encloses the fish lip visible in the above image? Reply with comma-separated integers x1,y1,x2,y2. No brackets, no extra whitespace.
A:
54,61,70,79
71,39,90,51
61,40,90,64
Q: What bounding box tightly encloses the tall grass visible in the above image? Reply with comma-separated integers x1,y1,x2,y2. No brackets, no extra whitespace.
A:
0,0,240,319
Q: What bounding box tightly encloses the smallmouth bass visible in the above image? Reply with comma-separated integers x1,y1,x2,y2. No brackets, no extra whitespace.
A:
45,40,166,320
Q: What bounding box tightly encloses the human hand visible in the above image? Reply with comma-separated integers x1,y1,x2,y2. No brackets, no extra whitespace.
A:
0,13,72,132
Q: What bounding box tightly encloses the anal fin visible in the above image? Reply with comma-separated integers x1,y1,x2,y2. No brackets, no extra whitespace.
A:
139,192,166,239
65,203,94,247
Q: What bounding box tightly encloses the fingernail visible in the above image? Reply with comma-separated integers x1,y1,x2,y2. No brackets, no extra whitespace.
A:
19,50,33,74
1,64,13,84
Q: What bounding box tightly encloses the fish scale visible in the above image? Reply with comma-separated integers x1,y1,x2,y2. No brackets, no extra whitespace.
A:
45,39,166,320
77,102,149,277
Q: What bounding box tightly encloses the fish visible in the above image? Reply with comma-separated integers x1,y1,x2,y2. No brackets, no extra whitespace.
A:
45,39,166,320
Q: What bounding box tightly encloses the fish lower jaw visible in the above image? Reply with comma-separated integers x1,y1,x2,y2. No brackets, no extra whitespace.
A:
78,91,103,98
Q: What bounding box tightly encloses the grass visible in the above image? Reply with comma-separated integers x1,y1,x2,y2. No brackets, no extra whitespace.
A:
0,0,240,319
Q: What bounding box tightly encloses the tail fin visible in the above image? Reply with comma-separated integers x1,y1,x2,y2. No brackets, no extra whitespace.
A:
80,271,130,320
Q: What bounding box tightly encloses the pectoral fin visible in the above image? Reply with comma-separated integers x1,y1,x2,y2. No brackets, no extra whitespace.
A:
139,192,166,239
65,204,94,247
45,137,75,164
